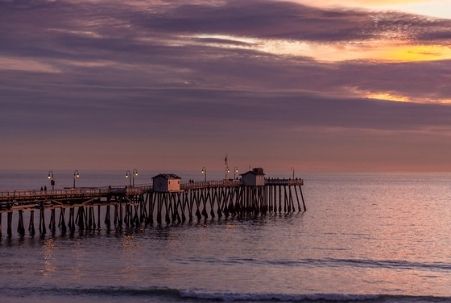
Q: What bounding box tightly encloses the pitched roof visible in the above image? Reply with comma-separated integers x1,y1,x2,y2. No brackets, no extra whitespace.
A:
152,173,181,180
240,168,265,176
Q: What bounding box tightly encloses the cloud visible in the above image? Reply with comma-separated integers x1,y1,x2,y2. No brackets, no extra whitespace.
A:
0,56,61,73
1,0,451,170
132,0,451,43
2,0,451,103
418,30,451,41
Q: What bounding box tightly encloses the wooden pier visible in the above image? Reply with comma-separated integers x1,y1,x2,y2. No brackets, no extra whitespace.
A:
0,178,305,239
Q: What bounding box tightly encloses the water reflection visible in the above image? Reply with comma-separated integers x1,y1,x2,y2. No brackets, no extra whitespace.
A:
40,238,56,277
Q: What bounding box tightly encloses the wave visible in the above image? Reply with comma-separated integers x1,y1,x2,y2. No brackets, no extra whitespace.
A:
305,258,451,272
180,291,451,302
2,286,450,303
180,256,451,272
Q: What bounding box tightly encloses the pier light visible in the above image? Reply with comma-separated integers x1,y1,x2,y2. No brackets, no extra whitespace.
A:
48,170,55,190
291,167,295,179
132,169,138,187
234,167,239,180
73,170,80,188
225,167,231,180
125,170,131,186
201,167,207,182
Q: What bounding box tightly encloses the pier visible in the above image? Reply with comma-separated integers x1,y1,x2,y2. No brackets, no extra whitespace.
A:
0,172,306,239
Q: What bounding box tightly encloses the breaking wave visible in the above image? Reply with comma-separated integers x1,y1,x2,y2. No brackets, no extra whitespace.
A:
1,286,450,302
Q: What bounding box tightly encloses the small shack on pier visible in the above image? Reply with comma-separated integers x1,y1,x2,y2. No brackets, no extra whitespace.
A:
241,168,265,186
152,174,181,192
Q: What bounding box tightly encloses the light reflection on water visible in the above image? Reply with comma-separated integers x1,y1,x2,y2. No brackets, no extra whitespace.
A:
41,239,56,277
0,173,450,302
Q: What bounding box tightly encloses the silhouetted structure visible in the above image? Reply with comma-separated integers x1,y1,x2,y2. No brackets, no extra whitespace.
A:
0,171,305,239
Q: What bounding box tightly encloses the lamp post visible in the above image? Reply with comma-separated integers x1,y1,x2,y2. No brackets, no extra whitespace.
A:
48,170,55,190
291,167,295,179
234,167,239,180
73,170,80,188
132,169,138,187
125,170,131,187
201,167,207,182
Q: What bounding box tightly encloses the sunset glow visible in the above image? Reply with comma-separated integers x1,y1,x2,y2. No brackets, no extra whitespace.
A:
366,92,410,102
1,0,451,171
192,35,451,63
382,44,451,62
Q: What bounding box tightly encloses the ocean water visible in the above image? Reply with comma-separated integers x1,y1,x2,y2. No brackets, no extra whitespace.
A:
0,172,450,303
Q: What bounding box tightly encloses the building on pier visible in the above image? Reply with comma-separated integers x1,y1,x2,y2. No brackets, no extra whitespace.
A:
152,174,182,192
240,168,265,186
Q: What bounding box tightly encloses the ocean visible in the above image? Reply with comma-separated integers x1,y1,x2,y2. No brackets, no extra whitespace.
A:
0,172,450,303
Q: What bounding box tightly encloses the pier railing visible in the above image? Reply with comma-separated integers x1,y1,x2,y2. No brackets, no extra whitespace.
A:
265,178,304,186
0,185,152,203
0,179,304,203
181,180,241,190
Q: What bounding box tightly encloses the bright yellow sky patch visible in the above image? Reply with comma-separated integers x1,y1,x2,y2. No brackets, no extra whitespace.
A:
352,89,451,104
381,45,451,62
261,41,451,63
366,93,451,104
191,34,451,63
366,92,410,102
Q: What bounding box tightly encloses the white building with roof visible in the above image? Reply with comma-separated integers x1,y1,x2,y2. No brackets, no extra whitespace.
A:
240,168,265,186
152,174,182,192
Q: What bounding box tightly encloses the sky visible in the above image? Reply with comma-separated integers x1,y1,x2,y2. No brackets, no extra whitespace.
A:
1,0,451,173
